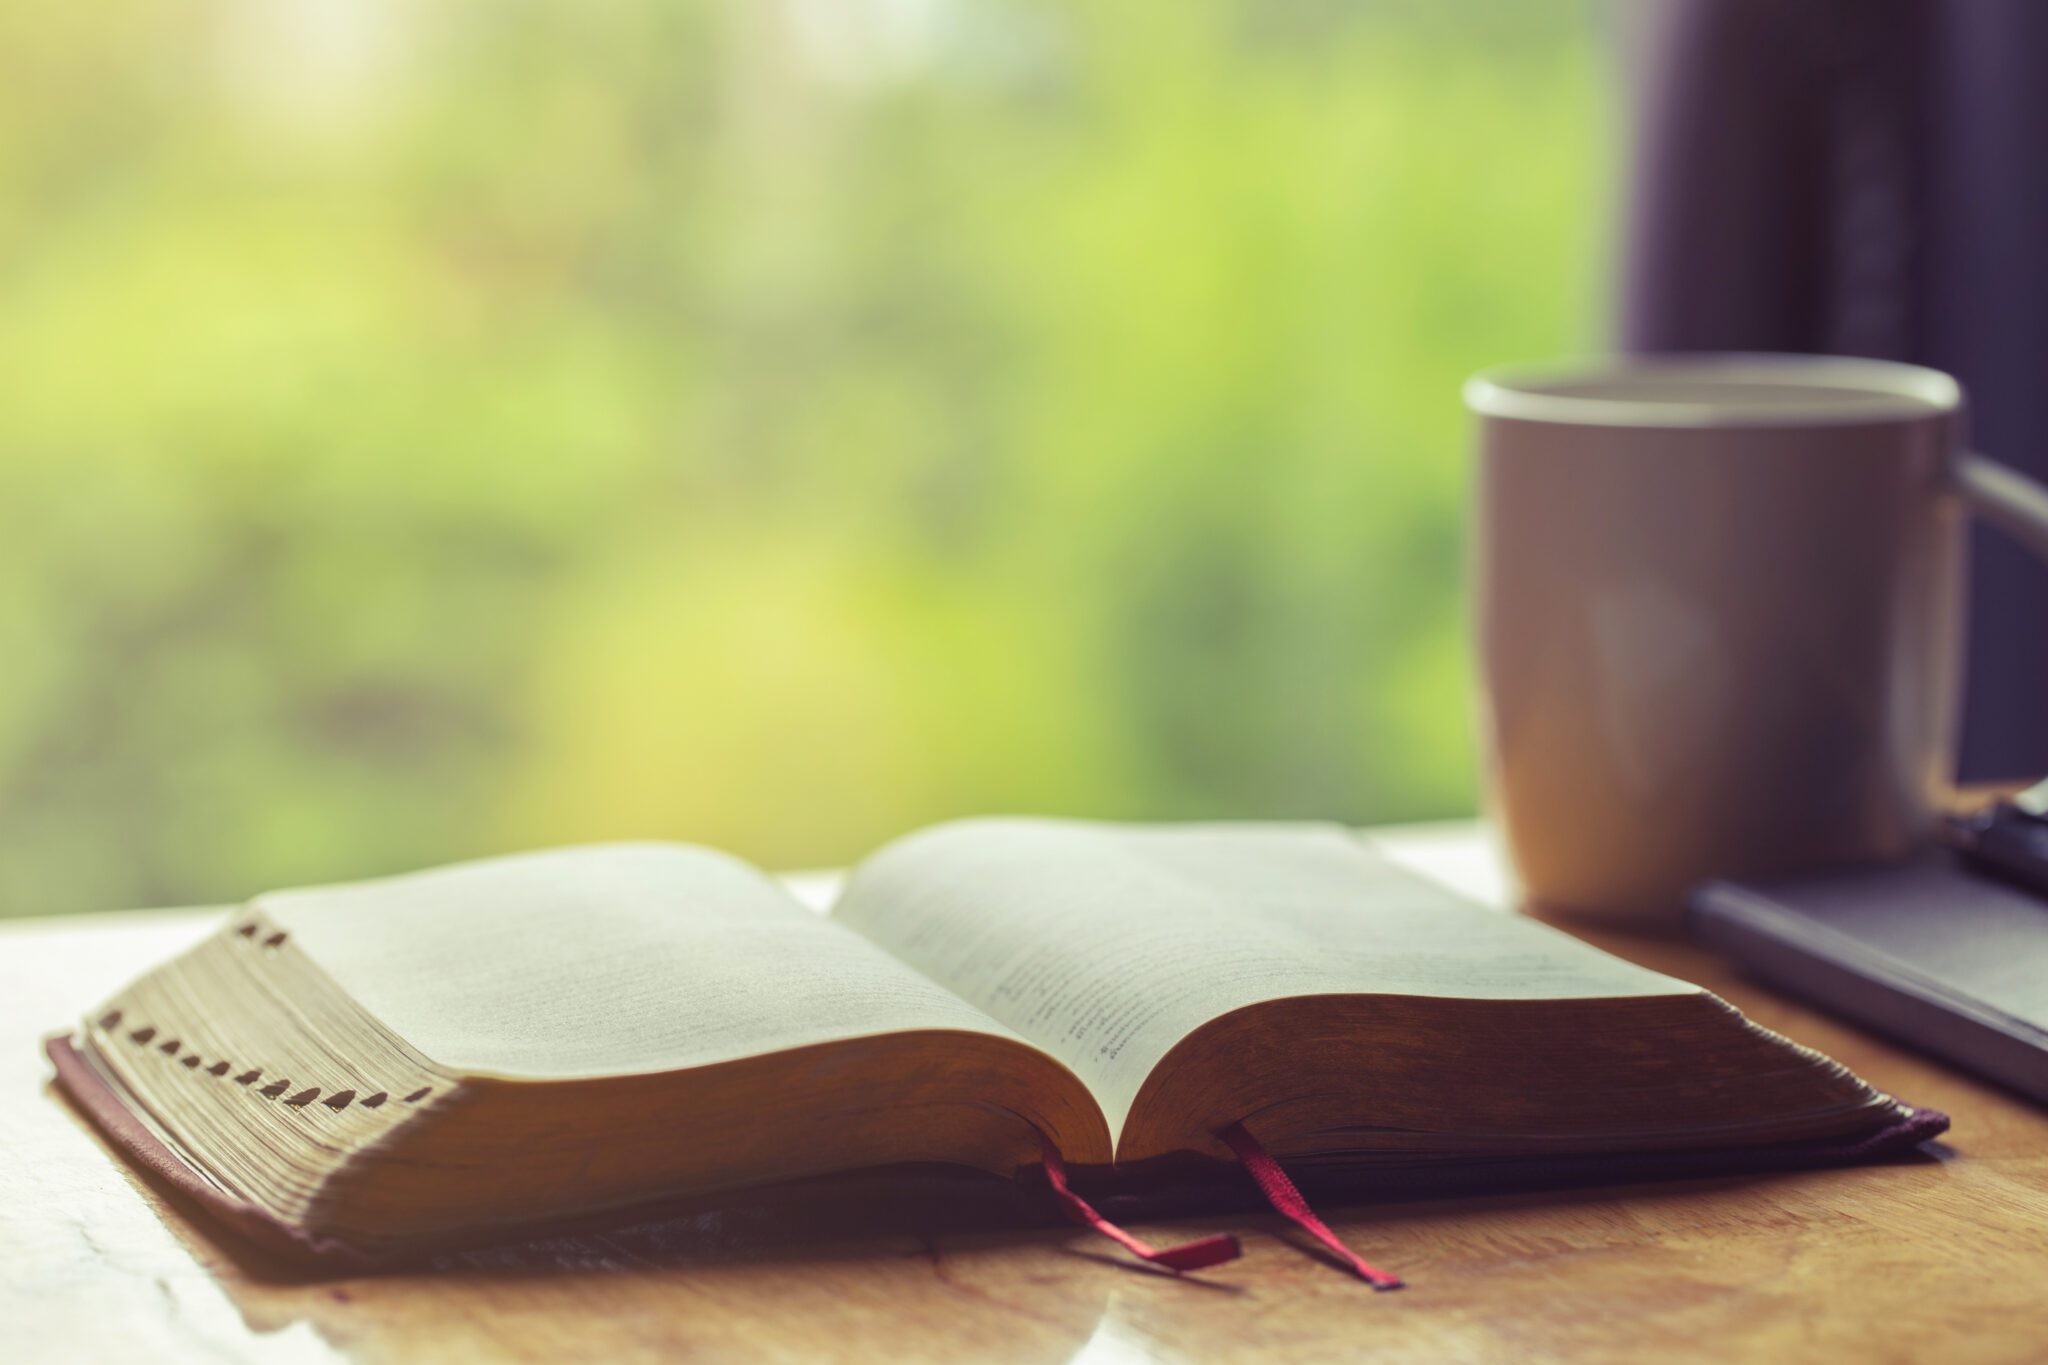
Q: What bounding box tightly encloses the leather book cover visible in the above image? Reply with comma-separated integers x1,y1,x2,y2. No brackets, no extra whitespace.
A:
47,1032,1950,1275
1692,849,2048,1106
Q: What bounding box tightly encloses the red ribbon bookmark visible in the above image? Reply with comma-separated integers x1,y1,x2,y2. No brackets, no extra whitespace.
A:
1040,1139,1242,1273
1217,1120,1405,1290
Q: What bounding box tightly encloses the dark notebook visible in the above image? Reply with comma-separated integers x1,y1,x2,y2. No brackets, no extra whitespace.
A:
1692,851,2048,1105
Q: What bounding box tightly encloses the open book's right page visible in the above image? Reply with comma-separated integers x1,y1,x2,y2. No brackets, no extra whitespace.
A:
832,819,1698,1142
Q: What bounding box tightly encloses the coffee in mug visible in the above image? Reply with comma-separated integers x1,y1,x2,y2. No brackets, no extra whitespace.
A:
1467,353,2048,928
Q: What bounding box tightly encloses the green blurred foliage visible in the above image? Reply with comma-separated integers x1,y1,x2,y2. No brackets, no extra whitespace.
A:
0,0,1611,914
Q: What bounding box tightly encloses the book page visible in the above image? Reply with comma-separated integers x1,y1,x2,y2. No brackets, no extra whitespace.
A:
257,844,1022,1080
832,819,1696,1136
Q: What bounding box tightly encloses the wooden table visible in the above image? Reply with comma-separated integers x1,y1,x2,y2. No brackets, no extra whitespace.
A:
8,824,2048,1364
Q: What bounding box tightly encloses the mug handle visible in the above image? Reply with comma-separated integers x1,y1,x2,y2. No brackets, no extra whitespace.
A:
1956,453,2048,560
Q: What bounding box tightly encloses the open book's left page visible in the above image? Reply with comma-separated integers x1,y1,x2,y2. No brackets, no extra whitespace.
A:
70,843,1113,1257
254,843,1026,1079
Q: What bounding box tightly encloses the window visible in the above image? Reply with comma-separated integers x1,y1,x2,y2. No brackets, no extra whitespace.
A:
0,0,1613,913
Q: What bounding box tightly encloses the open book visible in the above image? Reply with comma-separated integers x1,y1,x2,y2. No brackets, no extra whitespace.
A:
50,819,1939,1269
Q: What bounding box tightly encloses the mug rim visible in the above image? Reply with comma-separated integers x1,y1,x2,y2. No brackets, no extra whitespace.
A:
1464,352,1962,429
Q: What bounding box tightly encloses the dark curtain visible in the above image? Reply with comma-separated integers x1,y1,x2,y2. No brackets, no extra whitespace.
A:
1621,0,2048,782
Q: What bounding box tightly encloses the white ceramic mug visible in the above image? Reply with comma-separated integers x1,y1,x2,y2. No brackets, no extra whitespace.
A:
1467,353,2048,928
